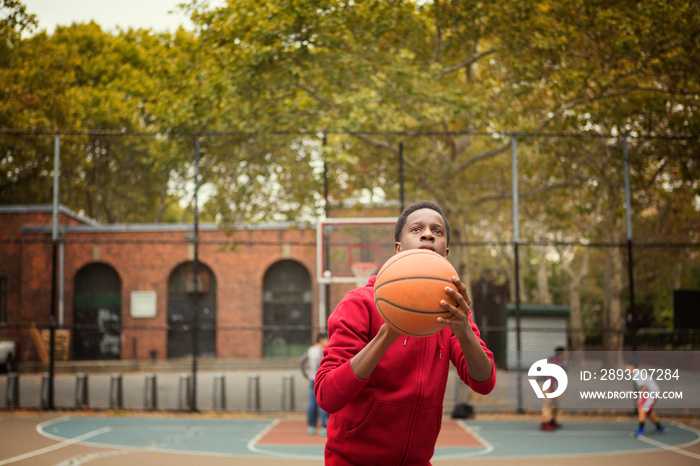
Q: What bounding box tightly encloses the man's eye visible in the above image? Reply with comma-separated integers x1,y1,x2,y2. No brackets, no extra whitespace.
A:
434,230,443,235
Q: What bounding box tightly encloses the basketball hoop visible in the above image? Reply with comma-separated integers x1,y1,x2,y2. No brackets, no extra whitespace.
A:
351,262,379,287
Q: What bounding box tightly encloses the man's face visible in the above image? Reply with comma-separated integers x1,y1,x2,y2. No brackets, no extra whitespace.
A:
395,208,449,257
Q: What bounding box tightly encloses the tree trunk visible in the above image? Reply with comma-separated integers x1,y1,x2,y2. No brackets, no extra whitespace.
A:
536,244,552,304
603,243,625,366
561,246,588,353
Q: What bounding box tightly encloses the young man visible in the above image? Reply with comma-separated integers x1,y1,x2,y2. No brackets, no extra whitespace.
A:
626,362,667,437
299,332,330,435
315,201,496,465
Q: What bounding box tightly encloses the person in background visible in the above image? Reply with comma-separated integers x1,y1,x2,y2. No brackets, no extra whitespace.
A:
626,362,667,437
540,346,568,431
300,332,330,435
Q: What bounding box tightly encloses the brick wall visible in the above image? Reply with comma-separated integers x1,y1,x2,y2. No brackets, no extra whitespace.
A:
1,207,320,361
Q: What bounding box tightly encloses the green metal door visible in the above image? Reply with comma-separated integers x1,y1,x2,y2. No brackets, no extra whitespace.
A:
73,263,122,360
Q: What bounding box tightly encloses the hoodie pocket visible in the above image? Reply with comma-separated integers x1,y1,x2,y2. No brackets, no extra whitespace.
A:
345,401,442,466
344,401,413,465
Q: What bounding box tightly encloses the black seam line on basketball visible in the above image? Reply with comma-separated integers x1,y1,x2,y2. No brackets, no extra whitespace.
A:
375,298,451,315
388,325,441,338
376,306,443,337
375,250,450,281
374,276,455,291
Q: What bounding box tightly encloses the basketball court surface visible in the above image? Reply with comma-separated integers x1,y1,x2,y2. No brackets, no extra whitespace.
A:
1,412,699,465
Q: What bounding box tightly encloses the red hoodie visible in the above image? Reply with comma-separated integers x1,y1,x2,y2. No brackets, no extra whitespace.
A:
315,277,496,465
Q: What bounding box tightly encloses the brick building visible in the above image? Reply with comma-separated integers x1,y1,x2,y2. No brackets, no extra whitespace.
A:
0,205,332,363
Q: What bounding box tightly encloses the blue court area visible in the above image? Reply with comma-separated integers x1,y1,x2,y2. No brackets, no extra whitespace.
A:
36,416,700,461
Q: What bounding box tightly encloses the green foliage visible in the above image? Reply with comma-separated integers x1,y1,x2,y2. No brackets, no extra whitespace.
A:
1,2,698,337
4,0,698,223
0,0,36,57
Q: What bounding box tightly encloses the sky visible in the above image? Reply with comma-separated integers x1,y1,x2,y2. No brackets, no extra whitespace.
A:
22,0,212,35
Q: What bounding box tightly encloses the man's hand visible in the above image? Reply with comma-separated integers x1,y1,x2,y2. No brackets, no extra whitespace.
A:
437,275,472,337
438,275,493,383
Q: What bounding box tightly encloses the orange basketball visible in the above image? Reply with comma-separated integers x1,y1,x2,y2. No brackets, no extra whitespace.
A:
374,249,459,337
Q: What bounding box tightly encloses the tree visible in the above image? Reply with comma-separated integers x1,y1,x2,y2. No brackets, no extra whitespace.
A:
0,21,198,223
2,0,698,353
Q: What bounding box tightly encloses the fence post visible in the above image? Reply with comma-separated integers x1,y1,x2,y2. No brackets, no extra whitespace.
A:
75,372,88,409
281,373,295,411
109,373,123,409
622,135,638,354
40,372,50,409
511,135,524,414
144,373,157,411
6,372,19,409
190,133,201,413
178,373,192,411
247,373,260,412
213,373,226,411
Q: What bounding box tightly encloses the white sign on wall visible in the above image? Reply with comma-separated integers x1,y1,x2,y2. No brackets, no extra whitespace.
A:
131,291,157,318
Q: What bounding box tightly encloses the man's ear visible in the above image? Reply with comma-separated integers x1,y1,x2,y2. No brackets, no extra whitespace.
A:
394,242,402,253
445,247,450,258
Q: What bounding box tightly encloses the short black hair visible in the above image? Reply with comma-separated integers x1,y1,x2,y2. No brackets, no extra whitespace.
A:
555,346,566,355
394,201,451,246
316,332,328,343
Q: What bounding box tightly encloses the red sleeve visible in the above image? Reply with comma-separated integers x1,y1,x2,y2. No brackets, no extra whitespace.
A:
449,309,497,394
314,289,373,413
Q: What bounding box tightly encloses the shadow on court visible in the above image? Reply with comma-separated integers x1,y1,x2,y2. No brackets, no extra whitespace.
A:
1,412,699,465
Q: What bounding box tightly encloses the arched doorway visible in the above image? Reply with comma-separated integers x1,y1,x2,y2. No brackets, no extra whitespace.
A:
73,263,122,360
263,260,312,357
167,262,217,358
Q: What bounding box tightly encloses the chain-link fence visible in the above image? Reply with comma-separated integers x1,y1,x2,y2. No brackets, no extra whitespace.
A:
1,130,698,413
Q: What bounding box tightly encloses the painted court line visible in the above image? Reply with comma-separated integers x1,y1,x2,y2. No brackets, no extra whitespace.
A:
458,421,493,452
53,449,134,466
0,425,112,465
636,422,700,461
19,417,700,462
245,419,322,460
36,418,285,460
432,421,494,459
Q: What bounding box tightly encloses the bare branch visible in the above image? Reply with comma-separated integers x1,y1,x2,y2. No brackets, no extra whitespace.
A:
346,131,397,152
476,176,584,204
455,140,511,172
295,82,337,110
439,48,501,79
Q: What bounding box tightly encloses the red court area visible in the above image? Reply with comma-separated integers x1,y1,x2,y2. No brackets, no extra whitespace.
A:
256,420,484,447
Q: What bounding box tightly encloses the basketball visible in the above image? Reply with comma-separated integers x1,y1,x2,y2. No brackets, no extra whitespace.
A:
374,249,459,337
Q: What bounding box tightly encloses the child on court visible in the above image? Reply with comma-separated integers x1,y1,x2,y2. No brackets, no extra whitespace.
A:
626,362,667,437
299,333,330,435
315,201,496,465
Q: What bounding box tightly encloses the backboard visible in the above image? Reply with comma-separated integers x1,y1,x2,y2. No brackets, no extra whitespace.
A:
316,217,397,285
